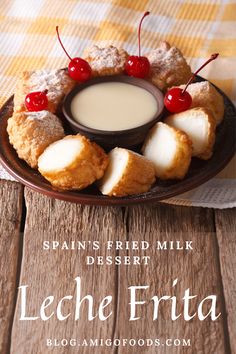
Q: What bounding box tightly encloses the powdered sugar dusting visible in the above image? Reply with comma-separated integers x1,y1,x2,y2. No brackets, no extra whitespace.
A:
146,41,192,90
85,45,127,70
179,81,212,94
29,69,73,101
25,110,64,137
26,110,51,120
147,42,188,70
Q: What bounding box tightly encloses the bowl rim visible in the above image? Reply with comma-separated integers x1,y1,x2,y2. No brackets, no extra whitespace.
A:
62,75,164,136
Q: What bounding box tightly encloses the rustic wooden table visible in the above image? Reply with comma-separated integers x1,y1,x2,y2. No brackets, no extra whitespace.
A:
0,179,235,354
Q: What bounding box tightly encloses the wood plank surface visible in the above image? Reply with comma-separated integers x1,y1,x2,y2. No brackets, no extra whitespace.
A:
115,205,229,354
0,180,23,354
9,188,232,354
215,208,236,353
11,188,126,354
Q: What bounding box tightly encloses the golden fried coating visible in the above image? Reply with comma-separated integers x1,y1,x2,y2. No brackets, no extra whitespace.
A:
165,107,216,160
14,69,76,113
7,110,65,168
38,134,108,191
146,41,192,91
98,148,156,197
142,122,192,180
178,81,224,125
84,45,128,77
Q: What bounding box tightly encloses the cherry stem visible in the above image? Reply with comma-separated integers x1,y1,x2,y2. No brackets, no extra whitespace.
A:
56,26,72,61
182,53,219,94
42,89,48,95
138,11,150,57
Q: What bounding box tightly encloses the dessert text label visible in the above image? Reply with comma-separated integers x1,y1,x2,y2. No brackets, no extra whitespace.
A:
18,277,220,322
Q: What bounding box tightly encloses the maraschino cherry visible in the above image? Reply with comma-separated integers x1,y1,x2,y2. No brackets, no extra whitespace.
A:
25,90,48,112
164,53,219,113
56,26,92,82
125,11,150,78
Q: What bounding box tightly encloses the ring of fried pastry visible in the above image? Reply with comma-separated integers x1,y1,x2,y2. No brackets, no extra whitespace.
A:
146,41,192,91
38,134,108,191
84,45,128,77
142,122,192,180
165,107,216,160
98,148,156,196
7,110,65,169
177,81,224,125
14,69,76,114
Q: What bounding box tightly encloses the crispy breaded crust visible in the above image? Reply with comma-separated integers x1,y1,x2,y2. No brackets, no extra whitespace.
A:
14,69,76,114
146,41,192,91
165,107,216,160
178,81,224,125
195,109,216,160
84,45,128,77
168,129,193,179
38,134,108,191
7,110,65,168
142,123,192,180
98,148,156,197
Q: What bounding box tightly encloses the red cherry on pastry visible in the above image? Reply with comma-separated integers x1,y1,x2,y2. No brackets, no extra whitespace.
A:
164,88,192,113
125,11,150,78
68,57,92,82
126,55,150,79
25,90,48,112
164,53,219,113
56,26,91,82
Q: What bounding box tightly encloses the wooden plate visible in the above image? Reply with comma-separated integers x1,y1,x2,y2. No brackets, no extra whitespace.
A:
0,76,235,206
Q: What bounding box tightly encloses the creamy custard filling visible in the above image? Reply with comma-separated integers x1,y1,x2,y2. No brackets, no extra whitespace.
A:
71,82,158,131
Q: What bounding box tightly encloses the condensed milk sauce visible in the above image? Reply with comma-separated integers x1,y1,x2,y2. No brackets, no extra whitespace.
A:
71,82,158,131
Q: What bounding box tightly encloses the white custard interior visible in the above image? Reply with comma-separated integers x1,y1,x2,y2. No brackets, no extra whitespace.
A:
167,115,208,155
99,148,128,194
38,138,83,171
71,82,158,131
143,123,176,174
